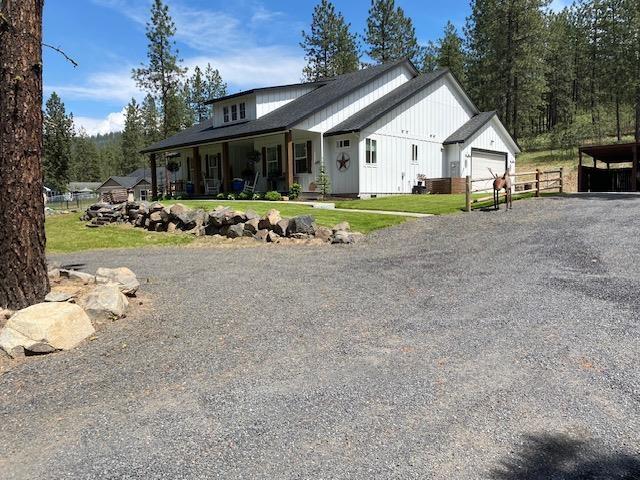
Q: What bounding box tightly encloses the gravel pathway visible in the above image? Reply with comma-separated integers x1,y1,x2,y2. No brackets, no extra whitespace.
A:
1,195,639,479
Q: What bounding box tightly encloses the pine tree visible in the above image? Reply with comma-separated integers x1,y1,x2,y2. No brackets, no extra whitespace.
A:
132,0,186,137
421,21,466,82
43,92,74,193
203,64,227,107
70,128,101,181
141,94,161,146
185,64,227,123
301,0,360,81
121,98,145,174
364,0,421,64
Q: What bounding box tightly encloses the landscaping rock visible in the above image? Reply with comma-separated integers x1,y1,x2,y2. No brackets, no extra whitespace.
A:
209,207,234,227
187,225,207,237
0,303,95,357
48,268,61,281
332,230,354,244
288,215,316,235
45,291,75,302
315,226,333,242
149,210,168,224
258,209,281,230
244,218,260,235
273,218,289,237
60,269,96,285
227,223,245,239
254,229,269,242
232,211,248,223
332,221,351,233
82,284,129,324
149,202,164,212
96,267,139,296
245,210,259,221
267,231,281,243
167,221,178,233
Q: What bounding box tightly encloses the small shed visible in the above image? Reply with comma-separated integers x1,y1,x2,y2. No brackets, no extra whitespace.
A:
578,142,639,192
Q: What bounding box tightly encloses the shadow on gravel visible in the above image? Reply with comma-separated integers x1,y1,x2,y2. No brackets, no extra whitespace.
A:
489,433,640,480
556,193,640,201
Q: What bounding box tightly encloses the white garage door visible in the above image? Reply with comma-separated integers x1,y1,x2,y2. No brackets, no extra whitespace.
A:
472,149,507,192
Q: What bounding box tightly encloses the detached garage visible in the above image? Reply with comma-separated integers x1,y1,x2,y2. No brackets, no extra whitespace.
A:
443,111,520,190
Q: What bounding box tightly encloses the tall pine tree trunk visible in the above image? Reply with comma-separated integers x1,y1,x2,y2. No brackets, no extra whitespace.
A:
0,0,50,310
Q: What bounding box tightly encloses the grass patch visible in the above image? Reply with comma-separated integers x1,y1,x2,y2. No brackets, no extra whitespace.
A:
333,194,469,215
46,214,194,254
179,200,408,234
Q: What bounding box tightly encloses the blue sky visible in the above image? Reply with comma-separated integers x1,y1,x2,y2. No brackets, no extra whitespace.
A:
43,0,566,135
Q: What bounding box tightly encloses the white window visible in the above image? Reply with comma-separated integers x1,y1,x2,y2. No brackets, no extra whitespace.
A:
231,104,238,121
266,146,280,176
223,106,229,123
366,138,377,165
336,139,350,149
294,142,309,174
239,102,246,120
411,144,418,163
140,190,148,201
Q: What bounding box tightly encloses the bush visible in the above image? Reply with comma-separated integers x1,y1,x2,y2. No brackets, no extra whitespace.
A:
252,193,263,200
216,193,225,200
288,182,302,200
237,192,251,200
227,193,236,200
264,191,282,201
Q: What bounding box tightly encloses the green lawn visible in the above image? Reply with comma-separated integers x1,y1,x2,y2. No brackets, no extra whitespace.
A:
334,194,469,215
46,214,194,254
45,202,409,254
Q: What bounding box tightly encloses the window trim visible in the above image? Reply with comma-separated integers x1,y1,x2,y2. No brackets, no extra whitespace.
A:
231,104,238,121
336,139,350,149
293,142,309,174
411,144,418,163
239,102,246,120
365,138,377,166
223,106,229,123
266,145,280,176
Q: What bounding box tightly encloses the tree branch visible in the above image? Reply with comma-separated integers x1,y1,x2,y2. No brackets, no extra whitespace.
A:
42,43,78,67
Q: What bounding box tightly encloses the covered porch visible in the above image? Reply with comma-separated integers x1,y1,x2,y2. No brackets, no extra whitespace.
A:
148,130,321,200
578,142,639,192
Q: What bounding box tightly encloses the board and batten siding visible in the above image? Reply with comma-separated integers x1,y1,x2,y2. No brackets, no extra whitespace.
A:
326,134,359,195
459,117,517,178
255,86,317,118
357,76,476,195
294,63,415,133
212,94,257,127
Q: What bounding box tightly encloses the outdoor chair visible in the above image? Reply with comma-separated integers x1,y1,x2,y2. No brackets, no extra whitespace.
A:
205,178,221,195
242,172,260,195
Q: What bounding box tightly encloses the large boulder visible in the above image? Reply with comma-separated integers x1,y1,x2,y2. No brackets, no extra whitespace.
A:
245,210,259,221
315,226,333,242
96,267,139,296
254,229,269,242
258,209,281,230
169,203,191,224
244,218,260,235
82,284,129,324
0,303,95,357
288,215,316,235
226,223,245,239
149,202,164,212
332,230,354,244
273,218,289,237
149,210,168,224
208,207,235,227
178,208,208,231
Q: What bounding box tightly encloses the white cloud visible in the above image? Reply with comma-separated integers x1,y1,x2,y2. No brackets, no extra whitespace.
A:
75,109,126,136
45,69,142,103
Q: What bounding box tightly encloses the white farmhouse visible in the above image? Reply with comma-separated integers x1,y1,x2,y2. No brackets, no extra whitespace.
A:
142,59,520,198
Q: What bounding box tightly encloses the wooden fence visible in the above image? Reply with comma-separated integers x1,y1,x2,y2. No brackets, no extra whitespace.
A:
465,168,564,212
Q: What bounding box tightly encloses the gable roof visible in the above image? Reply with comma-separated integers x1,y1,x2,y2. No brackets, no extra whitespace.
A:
97,176,145,190
443,111,497,145
325,69,453,137
204,79,329,105
141,59,418,154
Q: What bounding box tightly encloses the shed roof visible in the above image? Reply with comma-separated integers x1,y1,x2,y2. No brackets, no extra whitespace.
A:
580,142,639,164
141,59,418,154
325,69,451,137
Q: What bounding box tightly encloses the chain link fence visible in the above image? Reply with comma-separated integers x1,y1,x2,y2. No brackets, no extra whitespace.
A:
46,193,100,211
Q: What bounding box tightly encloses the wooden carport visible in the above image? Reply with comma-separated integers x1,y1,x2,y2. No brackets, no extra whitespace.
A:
578,142,639,192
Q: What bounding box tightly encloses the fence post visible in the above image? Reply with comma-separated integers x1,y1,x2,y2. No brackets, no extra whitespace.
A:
559,167,564,194
465,175,471,212
535,169,541,197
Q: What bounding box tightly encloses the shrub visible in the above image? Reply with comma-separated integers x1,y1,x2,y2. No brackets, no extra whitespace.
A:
316,163,331,199
252,193,263,200
288,182,302,200
227,193,236,200
216,193,225,200
237,192,251,200
264,191,282,201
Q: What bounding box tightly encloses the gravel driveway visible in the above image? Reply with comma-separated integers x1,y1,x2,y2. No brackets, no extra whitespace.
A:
1,195,639,479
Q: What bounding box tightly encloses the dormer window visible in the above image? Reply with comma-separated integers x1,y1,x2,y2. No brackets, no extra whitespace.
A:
239,102,246,120
231,104,237,121
223,106,229,123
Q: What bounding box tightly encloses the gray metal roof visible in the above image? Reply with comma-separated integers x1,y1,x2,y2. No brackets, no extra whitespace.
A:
443,111,497,145
203,79,330,105
141,59,417,154
325,69,451,136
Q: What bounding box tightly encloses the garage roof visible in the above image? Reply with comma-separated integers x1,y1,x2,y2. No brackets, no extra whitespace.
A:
443,111,496,145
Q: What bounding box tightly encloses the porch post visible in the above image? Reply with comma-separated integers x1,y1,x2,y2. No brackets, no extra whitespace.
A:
578,149,583,192
285,130,294,192
193,146,203,195
222,142,230,193
633,143,638,191
150,153,158,200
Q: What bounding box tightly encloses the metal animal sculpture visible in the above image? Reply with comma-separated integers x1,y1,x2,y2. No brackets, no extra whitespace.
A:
488,168,512,210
